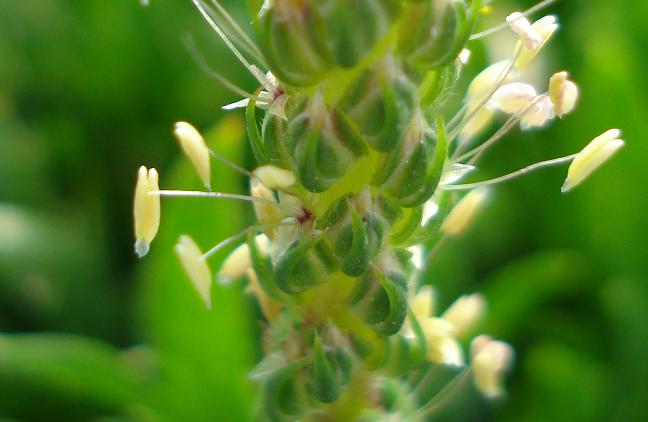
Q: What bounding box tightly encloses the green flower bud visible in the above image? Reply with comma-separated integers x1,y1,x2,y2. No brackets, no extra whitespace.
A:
319,193,390,277
385,312,428,374
341,56,418,152
256,0,401,87
375,113,448,207
398,0,477,68
274,235,338,294
284,93,367,192
262,359,308,420
309,335,341,403
349,269,408,336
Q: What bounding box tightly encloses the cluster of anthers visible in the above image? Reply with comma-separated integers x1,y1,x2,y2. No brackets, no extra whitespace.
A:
133,0,623,416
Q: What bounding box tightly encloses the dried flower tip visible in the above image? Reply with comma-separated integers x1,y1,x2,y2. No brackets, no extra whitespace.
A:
420,318,465,367
218,234,270,284
173,122,211,189
442,293,486,338
520,95,555,130
562,129,624,193
254,165,296,189
506,12,542,49
133,166,160,258
175,235,212,309
515,15,559,70
441,188,489,236
471,336,515,399
491,83,538,114
549,71,579,117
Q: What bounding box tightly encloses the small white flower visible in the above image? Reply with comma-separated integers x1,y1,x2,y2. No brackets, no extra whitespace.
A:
562,129,624,192
520,95,555,130
255,165,296,189
223,71,287,119
422,199,440,225
173,122,211,189
175,235,212,309
218,234,270,284
133,166,160,258
407,245,425,271
515,15,559,70
549,71,579,117
506,12,542,50
458,48,472,65
491,83,538,114
471,336,515,399
441,188,489,236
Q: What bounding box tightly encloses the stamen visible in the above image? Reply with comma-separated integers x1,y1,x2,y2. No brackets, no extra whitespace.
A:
442,154,577,191
183,35,254,98
192,0,254,72
469,0,560,41
453,94,548,164
201,221,297,261
447,49,521,137
208,1,265,62
208,150,254,177
151,190,276,205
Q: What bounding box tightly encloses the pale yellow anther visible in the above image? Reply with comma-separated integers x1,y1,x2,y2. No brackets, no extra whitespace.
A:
411,285,436,321
218,235,270,284
255,165,296,189
251,178,282,226
562,129,624,193
506,12,542,50
175,235,212,309
549,71,579,117
441,188,489,236
520,95,555,130
441,293,486,338
420,318,465,367
514,15,559,70
491,83,538,114
471,336,515,399
468,60,512,97
133,166,160,258
173,121,211,189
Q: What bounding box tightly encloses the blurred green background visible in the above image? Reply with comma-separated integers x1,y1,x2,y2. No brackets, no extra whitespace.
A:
0,0,646,420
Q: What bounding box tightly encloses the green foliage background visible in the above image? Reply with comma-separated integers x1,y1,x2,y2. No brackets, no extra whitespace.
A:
0,0,646,420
